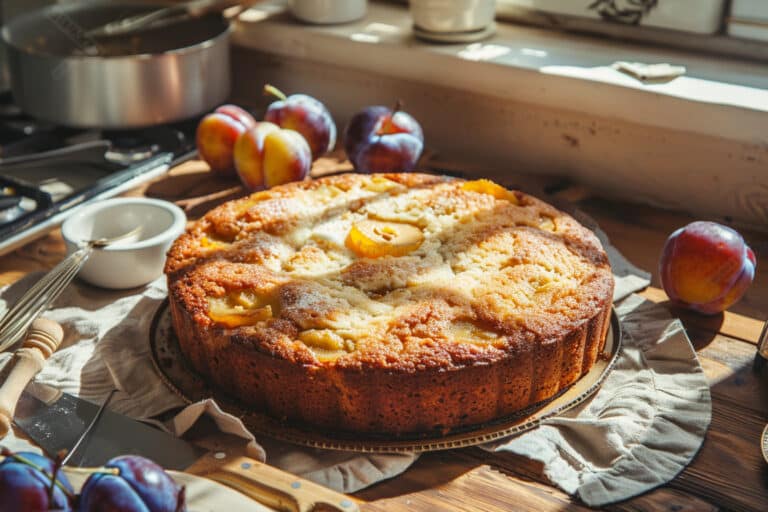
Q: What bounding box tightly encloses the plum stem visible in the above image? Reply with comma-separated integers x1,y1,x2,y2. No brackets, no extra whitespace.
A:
47,450,65,505
264,84,288,102
391,99,403,114
63,466,120,476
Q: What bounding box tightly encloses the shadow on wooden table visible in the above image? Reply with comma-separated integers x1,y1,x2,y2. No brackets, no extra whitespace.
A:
355,450,481,501
656,300,724,351
143,161,246,219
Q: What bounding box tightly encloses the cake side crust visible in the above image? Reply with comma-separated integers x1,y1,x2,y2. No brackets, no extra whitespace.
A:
169,288,613,434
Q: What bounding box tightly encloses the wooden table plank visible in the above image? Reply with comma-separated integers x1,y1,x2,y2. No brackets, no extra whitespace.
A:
357,451,592,512
0,233,64,287
640,287,765,346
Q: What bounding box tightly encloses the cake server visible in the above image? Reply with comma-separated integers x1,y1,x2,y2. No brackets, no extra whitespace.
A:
13,381,358,512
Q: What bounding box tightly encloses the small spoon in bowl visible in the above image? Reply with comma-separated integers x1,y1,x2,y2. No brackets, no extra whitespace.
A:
86,225,143,248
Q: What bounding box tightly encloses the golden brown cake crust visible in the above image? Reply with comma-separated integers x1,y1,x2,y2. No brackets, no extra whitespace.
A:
166,173,614,434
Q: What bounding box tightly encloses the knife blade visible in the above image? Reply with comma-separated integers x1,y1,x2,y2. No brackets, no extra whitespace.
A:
13,382,358,512
14,381,206,469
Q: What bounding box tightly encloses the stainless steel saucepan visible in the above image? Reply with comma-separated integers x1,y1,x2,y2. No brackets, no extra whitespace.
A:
1,1,232,129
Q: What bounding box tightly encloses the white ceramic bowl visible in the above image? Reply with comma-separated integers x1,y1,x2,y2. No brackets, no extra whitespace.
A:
61,198,186,290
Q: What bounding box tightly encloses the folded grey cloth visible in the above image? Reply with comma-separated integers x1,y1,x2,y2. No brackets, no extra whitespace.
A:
0,230,710,504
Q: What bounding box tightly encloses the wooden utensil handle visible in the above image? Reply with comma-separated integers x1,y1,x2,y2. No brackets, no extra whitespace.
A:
0,318,64,438
186,451,359,512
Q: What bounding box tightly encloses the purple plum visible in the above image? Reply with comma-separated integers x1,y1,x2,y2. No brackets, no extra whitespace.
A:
0,450,74,511
79,455,185,512
343,105,424,173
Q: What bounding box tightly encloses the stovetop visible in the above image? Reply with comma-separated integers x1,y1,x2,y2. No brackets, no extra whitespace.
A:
0,93,198,255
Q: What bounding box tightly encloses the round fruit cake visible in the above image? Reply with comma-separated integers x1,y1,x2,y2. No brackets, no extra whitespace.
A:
165,173,614,435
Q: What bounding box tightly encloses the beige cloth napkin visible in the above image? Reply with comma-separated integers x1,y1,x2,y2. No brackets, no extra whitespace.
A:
0,236,711,506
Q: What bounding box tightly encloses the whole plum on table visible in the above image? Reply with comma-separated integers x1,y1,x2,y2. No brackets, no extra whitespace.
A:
263,84,336,161
343,104,423,173
196,105,257,176
79,455,185,512
659,220,756,315
0,450,74,511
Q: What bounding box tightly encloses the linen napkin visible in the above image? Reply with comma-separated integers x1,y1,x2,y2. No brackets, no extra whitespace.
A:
0,234,711,506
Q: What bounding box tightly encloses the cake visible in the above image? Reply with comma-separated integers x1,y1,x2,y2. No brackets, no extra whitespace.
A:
165,173,614,435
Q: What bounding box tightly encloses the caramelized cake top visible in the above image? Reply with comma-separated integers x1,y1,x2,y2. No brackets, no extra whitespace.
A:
166,173,614,370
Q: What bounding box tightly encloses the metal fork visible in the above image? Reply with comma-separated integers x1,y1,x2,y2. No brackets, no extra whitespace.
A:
0,227,142,352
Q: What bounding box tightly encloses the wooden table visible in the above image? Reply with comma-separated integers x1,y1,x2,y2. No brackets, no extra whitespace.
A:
1,157,766,511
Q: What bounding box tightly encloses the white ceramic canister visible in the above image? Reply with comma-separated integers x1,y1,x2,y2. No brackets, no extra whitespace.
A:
290,0,367,24
410,0,496,33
